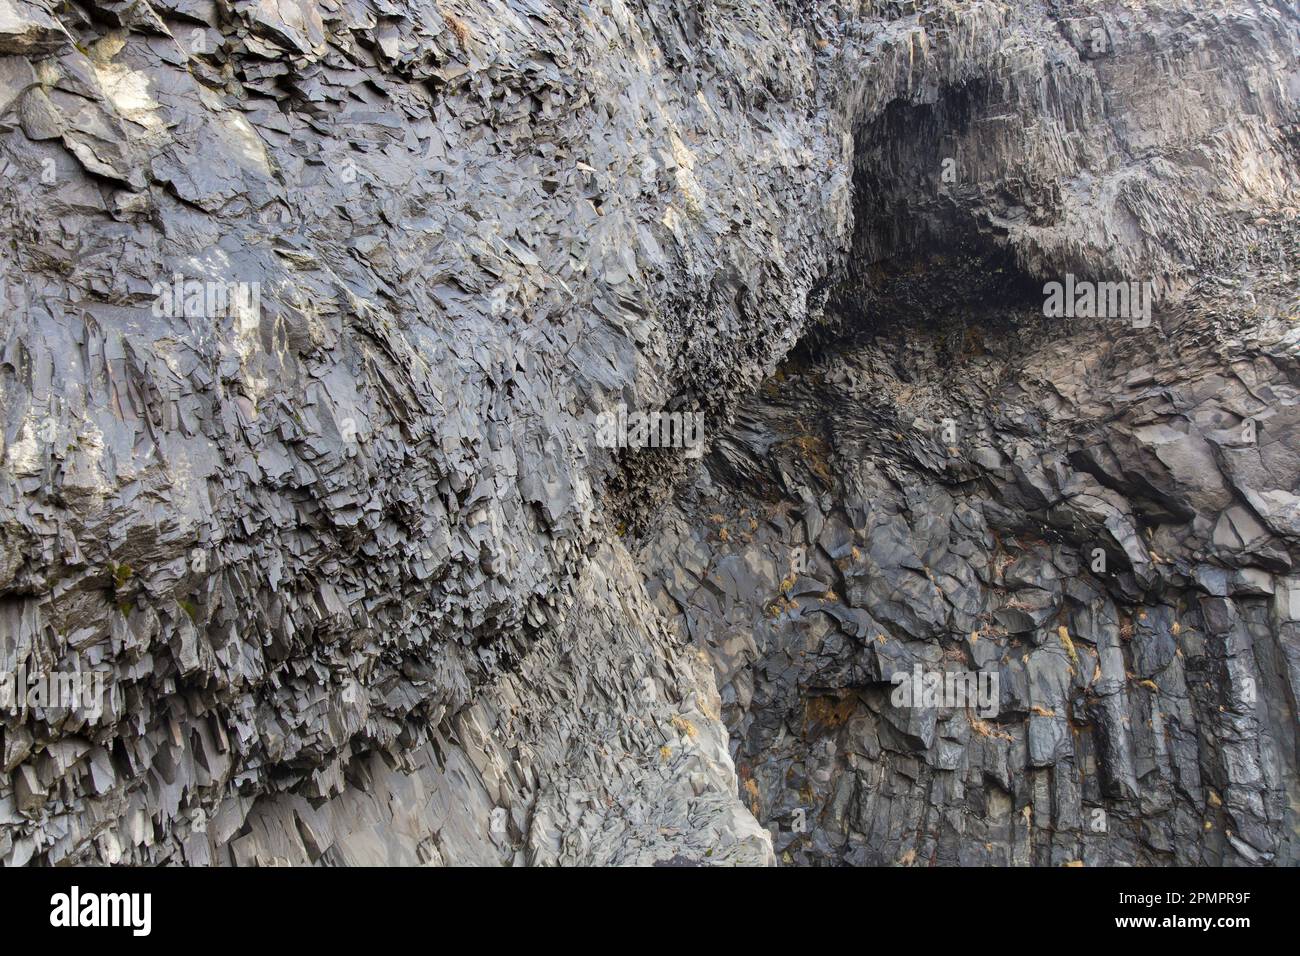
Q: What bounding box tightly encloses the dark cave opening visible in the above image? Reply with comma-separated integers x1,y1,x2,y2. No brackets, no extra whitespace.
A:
633,100,1299,860
610,75,1055,535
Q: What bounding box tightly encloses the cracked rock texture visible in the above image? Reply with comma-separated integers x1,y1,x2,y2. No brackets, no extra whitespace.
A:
641,252,1300,866
0,0,1295,865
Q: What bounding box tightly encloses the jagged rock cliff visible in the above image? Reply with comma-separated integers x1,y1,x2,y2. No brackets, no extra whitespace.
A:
0,0,1295,866
641,253,1300,866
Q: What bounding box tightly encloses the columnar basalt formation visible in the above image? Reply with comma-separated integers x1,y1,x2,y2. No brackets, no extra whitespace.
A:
0,0,1295,866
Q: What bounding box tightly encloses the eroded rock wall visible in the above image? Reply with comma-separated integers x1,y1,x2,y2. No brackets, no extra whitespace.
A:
0,0,1295,866
1,0,843,866
641,255,1299,866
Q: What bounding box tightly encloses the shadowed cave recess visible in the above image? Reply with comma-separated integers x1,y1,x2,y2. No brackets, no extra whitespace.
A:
632,20,1300,867
0,0,1296,868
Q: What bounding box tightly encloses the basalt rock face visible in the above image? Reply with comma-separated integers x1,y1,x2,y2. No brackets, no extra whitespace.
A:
640,253,1300,866
0,0,1295,866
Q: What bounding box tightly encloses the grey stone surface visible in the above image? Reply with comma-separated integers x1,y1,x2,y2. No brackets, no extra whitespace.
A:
0,0,1295,866
640,248,1299,866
